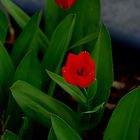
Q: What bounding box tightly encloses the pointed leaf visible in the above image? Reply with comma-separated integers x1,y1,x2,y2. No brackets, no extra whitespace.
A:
69,0,101,46
88,24,113,128
91,23,113,104
42,14,76,72
14,49,42,89
51,115,82,140
11,80,79,131
104,87,140,140
48,127,57,140
42,14,76,95
69,32,98,50
11,11,41,66
47,70,86,105
1,0,49,52
45,0,100,45
0,42,14,113
0,42,14,86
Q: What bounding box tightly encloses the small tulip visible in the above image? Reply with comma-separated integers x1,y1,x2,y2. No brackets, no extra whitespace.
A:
55,0,76,11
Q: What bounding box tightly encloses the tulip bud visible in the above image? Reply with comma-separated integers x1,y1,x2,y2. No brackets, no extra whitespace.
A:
55,0,76,11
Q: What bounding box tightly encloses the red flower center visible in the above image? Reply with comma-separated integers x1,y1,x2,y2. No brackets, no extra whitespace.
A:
77,68,84,76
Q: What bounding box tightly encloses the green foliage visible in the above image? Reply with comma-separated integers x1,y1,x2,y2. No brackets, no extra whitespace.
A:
2,130,21,140
47,70,86,105
11,11,41,66
0,0,49,52
69,32,98,50
45,0,100,45
14,49,42,89
42,14,76,72
0,10,8,44
92,24,113,105
0,42,14,114
104,87,140,140
48,128,57,140
89,24,113,127
42,14,76,95
51,115,82,140
0,0,135,139
11,80,79,131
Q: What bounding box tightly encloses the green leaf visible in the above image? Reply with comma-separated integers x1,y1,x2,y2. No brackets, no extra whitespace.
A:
11,80,79,131
14,49,42,89
47,70,86,105
6,49,42,133
0,10,8,44
104,87,140,140
69,0,101,47
45,0,60,39
42,14,76,72
69,32,98,50
42,14,76,95
0,0,49,52
2,130,21,140
83,102,105,114
11,11,41,66
0,42,14,86
90,24,113,127
51,115,82,140
0,41,14,113
45,0,100,47
91,23,113,103
48,127,57,140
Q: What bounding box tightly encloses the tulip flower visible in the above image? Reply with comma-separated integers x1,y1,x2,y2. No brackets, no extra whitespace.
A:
62,51,96,88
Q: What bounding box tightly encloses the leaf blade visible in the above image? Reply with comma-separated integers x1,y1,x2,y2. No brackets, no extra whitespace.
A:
47,70,86,105
104,87,140,140
51,115,82,140
11,11,41,66
11,80,79,131
1,0,49,52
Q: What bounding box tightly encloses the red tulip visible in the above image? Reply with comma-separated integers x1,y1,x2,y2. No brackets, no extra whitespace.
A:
55,0,76,11
62,51,96,88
